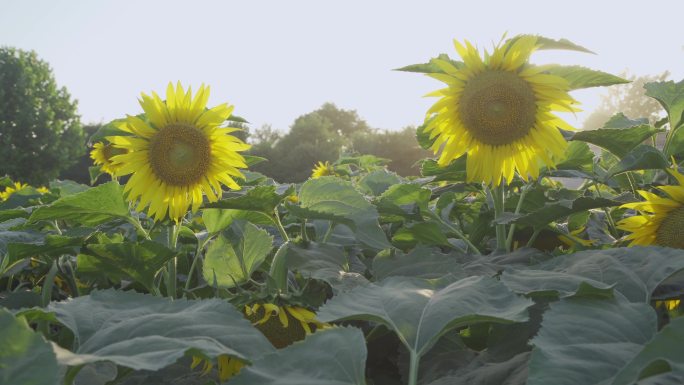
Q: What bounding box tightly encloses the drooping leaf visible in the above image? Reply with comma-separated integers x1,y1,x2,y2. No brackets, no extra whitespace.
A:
520,35,595,54
572,125,662,158
603,113,649,129
47,290,274,372
604,145,670,179
202,208,274,234
29,182,131,226
202,222,273,289
555,141,594,173
79,240,177,292
392,222,451,248
8,234,85,260
644,79,684,131
395,54,463,74
230,327,368,385
0,309,58,385
318,276,532,358
376,183,431,222
544,65,629,90
421,157,467,182
287,177,390,249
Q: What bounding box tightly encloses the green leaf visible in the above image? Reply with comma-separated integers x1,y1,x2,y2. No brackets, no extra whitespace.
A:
392,222,451,248
0,208,31,223
287,177,390,249
573,125,662,158
532,36,595,54
527,297,656,385
202,185,293,215
8,234,84,260
603,113,650,129
79,240,177,292
611,317,684,385
358,169,402,196
604,145,670,179
420,157,467,182
524,246,684,303
426,351,530,385
88,118,129,144
47,289,274,371
318,276,532,357
202,208,273,234
544,65,629,90
372,246,466,280
202,222,272,289
29,182,130,226
501,196,623,229
644,79,684,131
416,123,436,150
376,183,431,222
395,54,463,74
555,141,594,173
0,309,58,385
284,242,368,292
230,327,367,385
243,154,267,167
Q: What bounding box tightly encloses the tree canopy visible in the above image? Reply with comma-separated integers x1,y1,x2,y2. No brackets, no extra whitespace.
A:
0,47,84,185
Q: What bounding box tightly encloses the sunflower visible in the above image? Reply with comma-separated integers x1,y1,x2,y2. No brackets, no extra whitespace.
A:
90,142,127,175
244,303,329,348
423,35,579,186
190,354,244,382
617,166,684,248
655,299,681,311
107,82,250,222
311,161,336,179
0,182,28,201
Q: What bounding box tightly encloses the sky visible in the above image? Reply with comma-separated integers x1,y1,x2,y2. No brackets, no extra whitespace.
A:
1,0,683,133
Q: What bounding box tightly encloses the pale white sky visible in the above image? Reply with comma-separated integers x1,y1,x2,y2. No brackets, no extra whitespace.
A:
1,0,682,132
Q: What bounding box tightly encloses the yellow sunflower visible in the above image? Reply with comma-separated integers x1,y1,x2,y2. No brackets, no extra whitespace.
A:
190,354,244,382
244,303,329,348
311,161,336,179
0,182,28,201
90,142,127,175
655,299,681,311
107,82,250,222
617,166,684,248
424,35,579,186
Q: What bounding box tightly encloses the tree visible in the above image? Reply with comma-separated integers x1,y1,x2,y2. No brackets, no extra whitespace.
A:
583,71,669,130
0,47,84,184
351,127,432,176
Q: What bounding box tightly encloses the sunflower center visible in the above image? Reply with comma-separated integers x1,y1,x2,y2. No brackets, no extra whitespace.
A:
458,70,537,146
148,124,211,186
656,206,684,249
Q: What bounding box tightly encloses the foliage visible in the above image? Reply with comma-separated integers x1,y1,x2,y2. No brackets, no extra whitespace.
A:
2,35,684,385
0,47,84,185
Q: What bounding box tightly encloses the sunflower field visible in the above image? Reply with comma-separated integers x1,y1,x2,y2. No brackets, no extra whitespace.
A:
2,34,684,385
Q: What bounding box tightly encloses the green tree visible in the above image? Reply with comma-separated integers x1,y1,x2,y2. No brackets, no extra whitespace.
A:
0,47,84,185
351,127,432,176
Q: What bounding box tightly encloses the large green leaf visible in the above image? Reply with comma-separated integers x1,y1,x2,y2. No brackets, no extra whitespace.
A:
604,145,670,179
555,141,594,173
47,290,274,372
644,79,684,131
318,276,532,357
0,309,58,385
610,317,684,385
202,208,274,234
372,246,466,280
376,183,431,222
528,246,684,303
395,53,463,74
572,124,662,158
202,222,272,288
284,242,368,292
230,327,367,385
544,65,629,90
516,35,594,54
358,169,402,196
287,177,390,249
8,234,85,260
420,157,467,182
527,297,656,385
392,222,451,249
202,184,294,214
29,182,131,226
427,351,529,385
79,240,177,292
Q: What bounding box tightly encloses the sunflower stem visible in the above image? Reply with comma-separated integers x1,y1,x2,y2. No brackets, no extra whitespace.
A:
506,184,531,251
429,212,481,255
408,351,420,385
273,209,290,243
166,223,180,298
491,185,507,251
322,221,335,243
